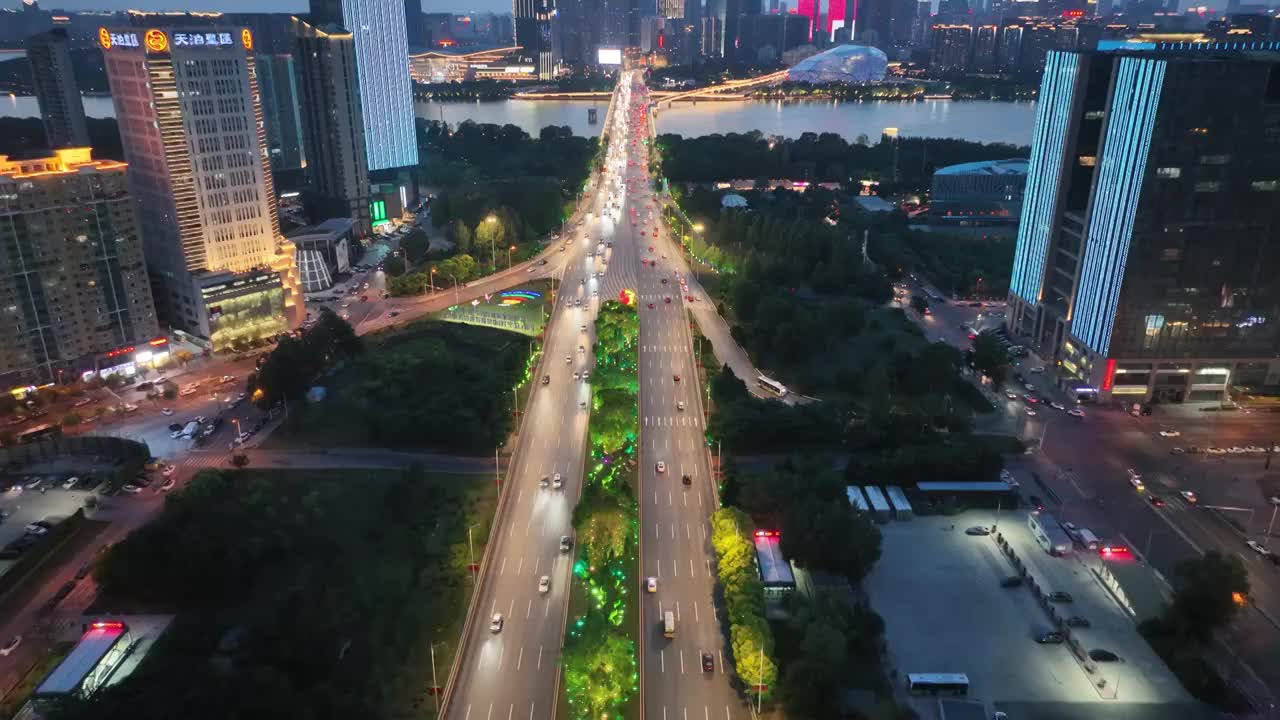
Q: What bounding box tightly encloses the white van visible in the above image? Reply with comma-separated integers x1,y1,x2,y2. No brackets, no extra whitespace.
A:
663,611,675,639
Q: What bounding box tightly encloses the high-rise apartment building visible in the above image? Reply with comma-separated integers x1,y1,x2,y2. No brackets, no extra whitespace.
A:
0,149,160,387
100,23,305,349
515,0,559,77
929,24,972,71
310,0,418,172
256,53,307,174
293,19,372,236
1008,45,1280,404
24,28,90,149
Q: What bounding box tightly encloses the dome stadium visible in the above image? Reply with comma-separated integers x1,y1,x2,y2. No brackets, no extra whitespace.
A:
787,45,889,84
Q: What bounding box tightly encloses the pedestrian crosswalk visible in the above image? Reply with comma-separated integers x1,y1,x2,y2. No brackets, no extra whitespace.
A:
178,453,231,472
641,345,689,354
643,416,700,428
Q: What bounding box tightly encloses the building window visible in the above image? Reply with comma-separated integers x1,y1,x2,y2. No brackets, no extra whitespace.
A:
1155,167,1181,179
1198,154,1230,165
1078,156,1097,167
1161,248,1181,261
1194,181,1220,193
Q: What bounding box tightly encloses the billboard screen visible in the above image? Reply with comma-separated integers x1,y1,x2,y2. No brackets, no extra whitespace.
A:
597,47,622,65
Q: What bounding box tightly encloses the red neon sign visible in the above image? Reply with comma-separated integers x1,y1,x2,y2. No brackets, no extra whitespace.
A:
1101,358,1117,392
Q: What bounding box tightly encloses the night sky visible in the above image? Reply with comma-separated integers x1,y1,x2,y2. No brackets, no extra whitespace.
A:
28,0,516,18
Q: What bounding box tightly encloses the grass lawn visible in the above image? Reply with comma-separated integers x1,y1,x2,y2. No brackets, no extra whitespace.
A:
267,320,532,454
66,467,497,720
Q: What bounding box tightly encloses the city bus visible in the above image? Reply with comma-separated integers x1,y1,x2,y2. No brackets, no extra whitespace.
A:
756,375,788,398
906,673,969,696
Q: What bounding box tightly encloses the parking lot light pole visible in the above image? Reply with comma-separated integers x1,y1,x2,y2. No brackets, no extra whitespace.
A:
1266,503,1279,550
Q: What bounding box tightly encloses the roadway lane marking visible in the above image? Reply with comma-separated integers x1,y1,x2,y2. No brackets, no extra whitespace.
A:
676,601,681,621
694,601,700,622
655,523,660,539
508,598,514,618
517,646,524,670
671,523,676,539
538,645,544,669
673,558,678,577
690,558,695,577
545,599,551,617
680,650,685,674
712,604,718,622
530,703,535,720
534,556,541,575
661,649,665,673
683,493,688,508
500,557,507,575
498,646,505,671
653,490,658,505
488,704,493,720
686,523,691,538
517,557,524,576
527,599,532,618
719,650,725,674
669,491,673,506
508,705,514,720
465,705,472,720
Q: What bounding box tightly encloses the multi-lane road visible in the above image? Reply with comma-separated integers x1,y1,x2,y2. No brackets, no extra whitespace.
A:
618,78,752,720
441,71,754,720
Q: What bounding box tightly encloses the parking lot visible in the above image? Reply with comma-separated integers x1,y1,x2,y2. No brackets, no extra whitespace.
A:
867,514,1188,719
0,472,102,570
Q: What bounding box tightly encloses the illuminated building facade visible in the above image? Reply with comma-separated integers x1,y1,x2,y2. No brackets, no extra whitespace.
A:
408,46,532,82
0,149,160,387
1007,46,1280,404
310,0,419,172
101,24,305,350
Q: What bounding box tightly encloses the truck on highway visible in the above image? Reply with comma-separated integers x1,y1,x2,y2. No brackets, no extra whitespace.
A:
663,611,675,638
1075,528,1101,550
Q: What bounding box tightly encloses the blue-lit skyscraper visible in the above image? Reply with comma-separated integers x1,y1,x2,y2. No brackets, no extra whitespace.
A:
311,0,419,172
1007,44,1280,405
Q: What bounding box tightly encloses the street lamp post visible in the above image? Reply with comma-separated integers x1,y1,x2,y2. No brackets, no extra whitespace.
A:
485,215,498,271
429,640,446,712
508,245,516,269
467,523,480,578
430,267,437,294
450,274,459,304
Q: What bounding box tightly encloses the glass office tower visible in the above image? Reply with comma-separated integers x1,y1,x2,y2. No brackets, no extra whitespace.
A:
1008,43,1280,404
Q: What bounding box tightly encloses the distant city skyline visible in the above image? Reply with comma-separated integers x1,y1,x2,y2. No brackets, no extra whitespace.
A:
18,0,519,18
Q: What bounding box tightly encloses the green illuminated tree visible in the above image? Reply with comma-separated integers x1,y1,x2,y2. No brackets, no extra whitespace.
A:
731,618,778,697
562,630,636,720
589,389,637,454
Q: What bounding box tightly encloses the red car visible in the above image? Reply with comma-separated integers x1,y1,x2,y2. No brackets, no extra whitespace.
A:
664,297,671,304
647,303,655,309
673,374,681,382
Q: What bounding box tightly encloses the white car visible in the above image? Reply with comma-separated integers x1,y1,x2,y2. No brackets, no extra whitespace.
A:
565,355,572,364
553,473,563,489
1067,408,1086,418
490,613,504,633
539,576,551,594
1004,391,1018,400
1029,367,1045,374
61,476,79,490
1048,401,1065,411
0,635,20,657
676,401,685,412
235,431,251,445
160,408,174,416
1179,491,1198,504
121,483,144,494
1159,430,1181,438
647,577,658,593
1247,540,1271,557
655,461,666,474
1024,408,1036,417
1128,475,1145,492
162,464,177,477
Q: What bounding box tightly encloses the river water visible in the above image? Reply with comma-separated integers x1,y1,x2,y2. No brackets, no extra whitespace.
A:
0,91,1035,145
419,97,1037,145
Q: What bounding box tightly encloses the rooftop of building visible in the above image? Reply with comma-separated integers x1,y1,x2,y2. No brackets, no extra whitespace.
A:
933,158,1029,177
0,148,125,180
286,217,356,238
35,621,127,696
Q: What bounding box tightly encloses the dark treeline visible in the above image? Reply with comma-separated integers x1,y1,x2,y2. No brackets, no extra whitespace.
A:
0,117,123,160
657,131,1028,193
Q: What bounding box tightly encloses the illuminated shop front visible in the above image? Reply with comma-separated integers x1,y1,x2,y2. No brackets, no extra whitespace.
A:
200,272,289,351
